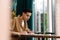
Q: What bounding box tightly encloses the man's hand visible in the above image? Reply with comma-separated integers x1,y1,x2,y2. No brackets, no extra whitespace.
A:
20,31,28,35
28,31,34,35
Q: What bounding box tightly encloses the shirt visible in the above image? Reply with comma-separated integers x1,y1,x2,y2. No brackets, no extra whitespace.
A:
21,20,24,27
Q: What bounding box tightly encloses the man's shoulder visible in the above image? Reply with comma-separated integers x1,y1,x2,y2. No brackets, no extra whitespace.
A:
14,17,18,19
14,16,22,20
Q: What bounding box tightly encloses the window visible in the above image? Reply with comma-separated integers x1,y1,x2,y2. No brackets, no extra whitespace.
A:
32,0,55,40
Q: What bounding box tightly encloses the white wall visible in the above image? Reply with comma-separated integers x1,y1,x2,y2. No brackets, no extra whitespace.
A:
0,0,11,40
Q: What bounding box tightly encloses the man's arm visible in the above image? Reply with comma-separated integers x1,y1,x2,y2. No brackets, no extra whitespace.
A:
25,23,33,33
16,17,23,32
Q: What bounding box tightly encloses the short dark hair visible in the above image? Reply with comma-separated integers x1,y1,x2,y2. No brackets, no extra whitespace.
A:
22,9,32,13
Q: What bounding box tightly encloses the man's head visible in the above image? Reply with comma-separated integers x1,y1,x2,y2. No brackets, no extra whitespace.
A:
22,9,32,21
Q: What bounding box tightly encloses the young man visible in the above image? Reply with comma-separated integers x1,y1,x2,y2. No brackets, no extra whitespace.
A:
11,9,34,40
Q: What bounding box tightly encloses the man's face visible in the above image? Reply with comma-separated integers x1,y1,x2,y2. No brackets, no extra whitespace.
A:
22,12,31,21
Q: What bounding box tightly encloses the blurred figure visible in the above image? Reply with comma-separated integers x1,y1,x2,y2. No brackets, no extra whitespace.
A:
11,9,34,40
